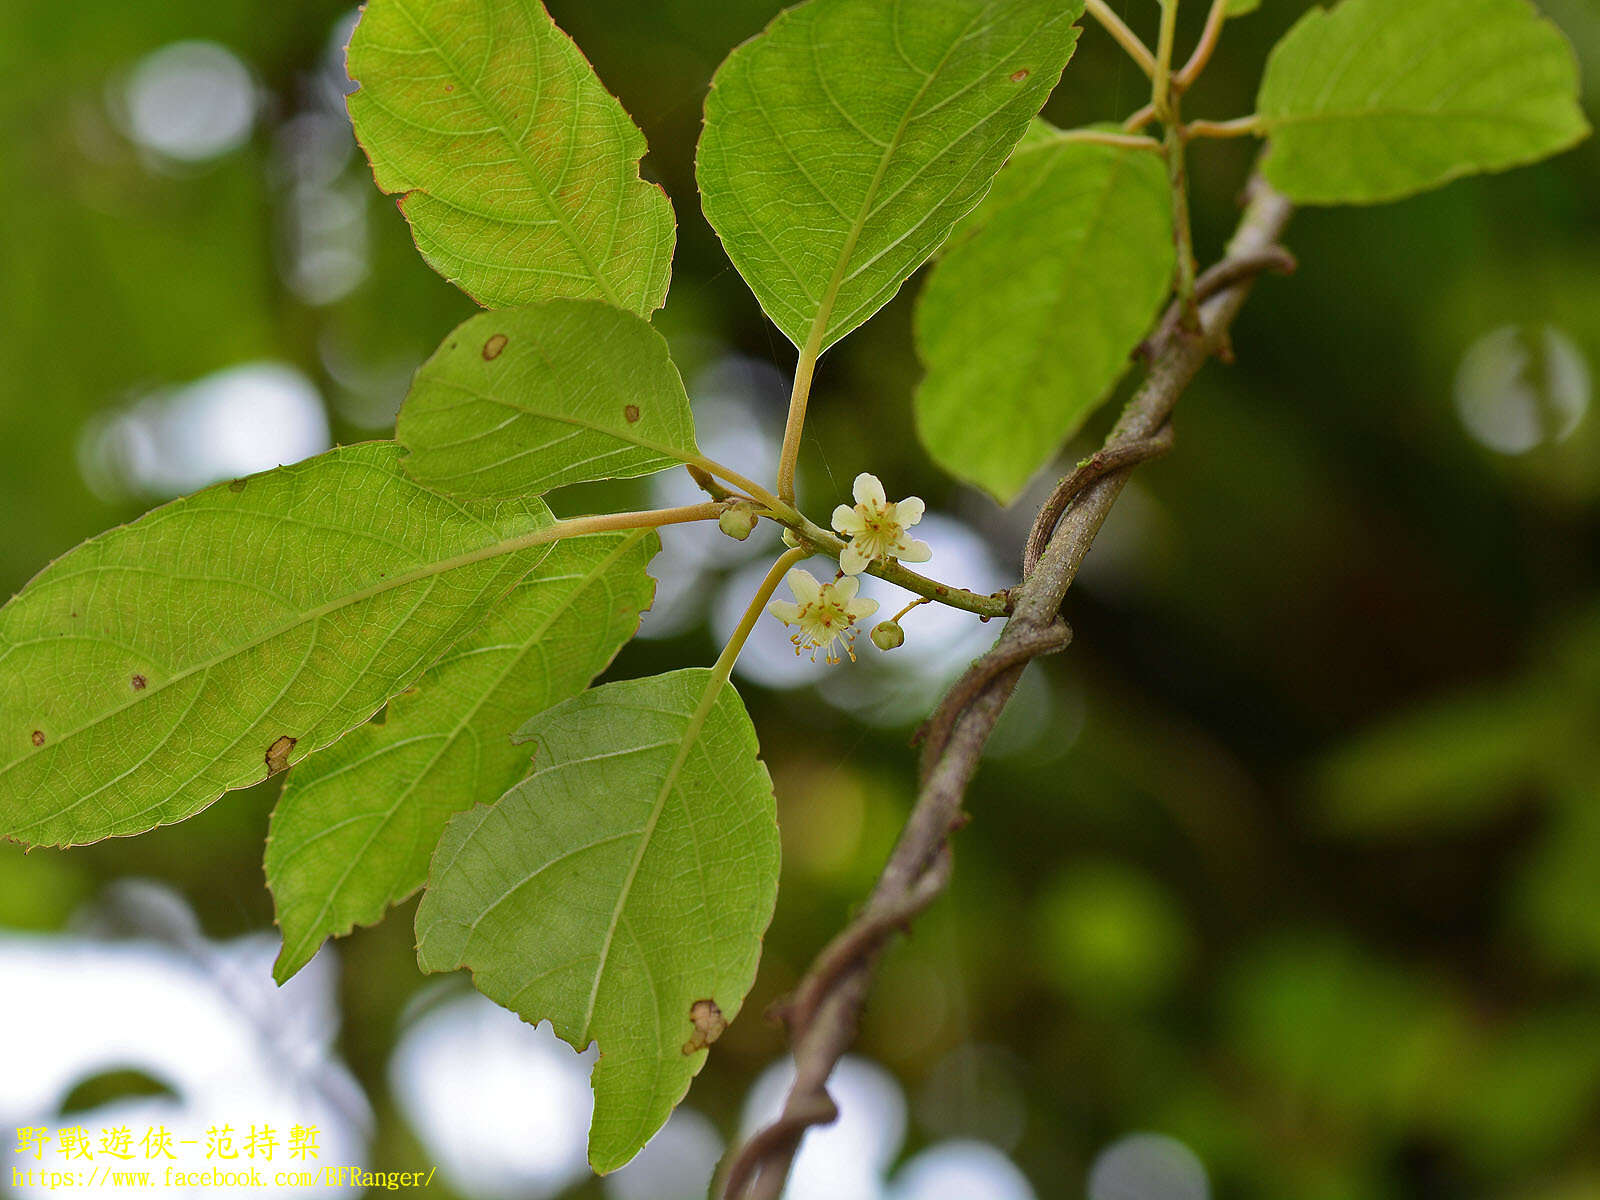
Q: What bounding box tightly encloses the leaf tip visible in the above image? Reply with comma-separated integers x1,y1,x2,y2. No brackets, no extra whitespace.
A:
270,946,306,987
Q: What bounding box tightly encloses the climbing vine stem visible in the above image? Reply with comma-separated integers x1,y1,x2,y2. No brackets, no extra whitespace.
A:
1166,118,1201,331
718,175,1297,1200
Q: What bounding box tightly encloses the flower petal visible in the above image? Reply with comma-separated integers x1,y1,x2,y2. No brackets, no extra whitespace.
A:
768,600,802,624
830,574,860,601
853,472,886,508
786,568,821,604
831,505,866,535
838,541,870,576
892,496,925,526
897,538,933,564
846,597,879,620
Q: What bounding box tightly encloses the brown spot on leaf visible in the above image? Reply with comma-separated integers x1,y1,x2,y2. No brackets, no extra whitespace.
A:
623,404,641,424
681,998,726,1054
229,478,248,493
444,83,454,92
482,333,508,360
131,674,147,691
1010,68,1030,82
30,730,45,748
265,735,297,775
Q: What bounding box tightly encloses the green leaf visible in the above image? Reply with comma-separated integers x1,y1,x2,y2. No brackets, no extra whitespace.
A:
267,530,659,984
415,668,780,1172
696,0,1083,354
914,133,1174,502
1257,0,1590,205
348,0,675,312
0,443,557,849
397,300,702,500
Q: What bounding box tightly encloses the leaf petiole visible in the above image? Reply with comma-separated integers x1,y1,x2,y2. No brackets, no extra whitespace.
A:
1152,0,1181,122
1044,128,1164,153
546,502,727,541
1185,115,1266,140
776,341,821,505
1174,0,1230,91
1084,0,1157,78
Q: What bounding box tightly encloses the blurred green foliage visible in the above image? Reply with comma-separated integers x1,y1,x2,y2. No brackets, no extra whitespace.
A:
2,0,1598,1196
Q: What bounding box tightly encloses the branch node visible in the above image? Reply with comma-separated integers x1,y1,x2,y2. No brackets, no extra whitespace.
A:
1140,245,1296,360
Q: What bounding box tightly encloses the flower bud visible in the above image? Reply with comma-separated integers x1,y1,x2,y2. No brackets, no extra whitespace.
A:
869,620,905,651
718,504,758,542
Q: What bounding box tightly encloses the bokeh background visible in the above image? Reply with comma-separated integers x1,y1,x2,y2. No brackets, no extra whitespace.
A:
3,1,1599,1197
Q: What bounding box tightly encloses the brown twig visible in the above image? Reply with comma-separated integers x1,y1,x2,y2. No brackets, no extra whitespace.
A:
913,621,1074,778
778,845,953,1042
1139,244,1298,359
716,177,1294,1200
1022,429,1176,577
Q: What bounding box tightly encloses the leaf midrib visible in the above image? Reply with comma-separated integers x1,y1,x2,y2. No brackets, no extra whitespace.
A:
798,0,989,356
578,669,724,1042
1265,106,1576,129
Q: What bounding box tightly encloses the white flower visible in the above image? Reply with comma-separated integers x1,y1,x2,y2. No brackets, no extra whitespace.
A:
831,473,932,576
767,568,880,664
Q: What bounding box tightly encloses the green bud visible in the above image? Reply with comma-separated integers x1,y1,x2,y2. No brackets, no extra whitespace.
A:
781,527,802,549
870,620,905,651
718,504,758,542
